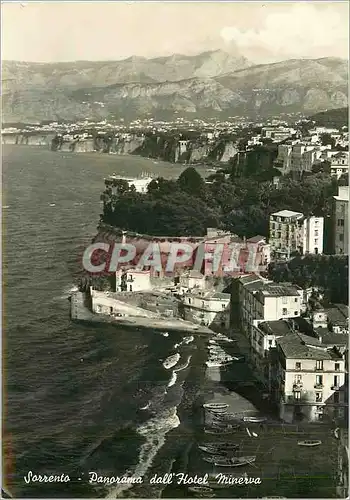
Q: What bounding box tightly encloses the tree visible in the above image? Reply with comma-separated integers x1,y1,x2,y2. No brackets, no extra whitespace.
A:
177,167,206,198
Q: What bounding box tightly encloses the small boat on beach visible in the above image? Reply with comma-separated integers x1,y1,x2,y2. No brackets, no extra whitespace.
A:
203,403,228,410
242,416,267,423
214,455,256,467
298,440,322,447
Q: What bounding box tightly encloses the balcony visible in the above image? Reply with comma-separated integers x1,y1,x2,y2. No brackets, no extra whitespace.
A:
293,382,303,390
314,383,324,389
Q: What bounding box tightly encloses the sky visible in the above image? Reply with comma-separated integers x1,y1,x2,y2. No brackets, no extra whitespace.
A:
1,1,349,63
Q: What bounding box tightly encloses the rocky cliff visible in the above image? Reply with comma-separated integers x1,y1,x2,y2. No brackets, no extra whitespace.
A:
2,132,239,164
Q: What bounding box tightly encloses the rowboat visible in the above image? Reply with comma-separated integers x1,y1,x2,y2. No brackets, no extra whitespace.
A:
200,442,240,450
214,456,256,467
203,403,229,410
242,416,267,423
198,444,239,455
298,440,322,447
204,427,237,435
202,455,228,464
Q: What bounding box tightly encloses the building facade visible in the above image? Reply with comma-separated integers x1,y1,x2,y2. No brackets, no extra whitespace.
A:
332,186,349,254
115,268,152,292
330,152,349,179
269,210,324,258
272,333,347,423
180,290,230,328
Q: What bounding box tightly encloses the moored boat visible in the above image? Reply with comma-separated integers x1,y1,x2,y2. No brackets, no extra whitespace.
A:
198,444,239,454
297,440,322,447
242,416,267,423
203,403,228,410
214,456,256,467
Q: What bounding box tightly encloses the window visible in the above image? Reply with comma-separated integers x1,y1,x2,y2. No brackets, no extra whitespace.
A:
337,219,345,227
335,363,340,371
282,308,288,315
339,234,344,242
316,360,323,370
222,303,226,309
315,230,319,237
295,362,301,370
295,374,302,382
294,311,298,316
316,375,323,386
334,392,340,404
282,296,288,304
294,298,298,302
318,414,323,421
314,239,318,245
316,392,323,402
316,406,324,413
294,391,301,400
334,375,339,387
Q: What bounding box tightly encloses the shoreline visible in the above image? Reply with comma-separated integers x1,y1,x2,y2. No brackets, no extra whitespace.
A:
1,143,213,171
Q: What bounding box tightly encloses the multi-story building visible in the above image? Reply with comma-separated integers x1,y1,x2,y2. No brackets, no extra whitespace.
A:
330,152,349,179
332,186,349,254
269,210,304,258
115,268,152,292
269,210,324,258
237,275,303,340
302,216,324,255
250,319,294,382
180,290,230,328
271,332,347,423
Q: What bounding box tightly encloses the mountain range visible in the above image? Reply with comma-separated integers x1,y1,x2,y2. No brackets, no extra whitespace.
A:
2,50,348,123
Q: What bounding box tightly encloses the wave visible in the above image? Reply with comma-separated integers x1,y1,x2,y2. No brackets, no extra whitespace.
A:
140,402,151,411
106,407,180,498
167,371,177,388
173,335,194,349
60,284,79,299
174,355,192,373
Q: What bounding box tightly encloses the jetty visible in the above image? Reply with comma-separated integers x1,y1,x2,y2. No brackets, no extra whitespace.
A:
70,291,212,334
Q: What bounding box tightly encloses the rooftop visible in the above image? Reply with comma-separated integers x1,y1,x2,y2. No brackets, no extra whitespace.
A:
271,210,304,218
325,304,349,327
247,235,267,243
259,284,301,297
277,333,343,360
259,320,294,337
238,274,265,286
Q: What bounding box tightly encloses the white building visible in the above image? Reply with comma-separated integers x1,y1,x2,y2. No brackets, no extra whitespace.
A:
116,268,152,292
330,152,349,179
181,290,230,328
302,216,324,255
237,275,303,341
272,333,347,423
333,186,349,254
269,210,324,258
177,270,206,294
105,174,153,193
